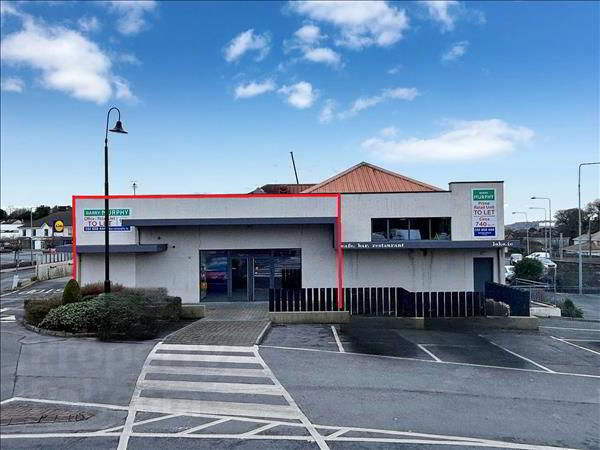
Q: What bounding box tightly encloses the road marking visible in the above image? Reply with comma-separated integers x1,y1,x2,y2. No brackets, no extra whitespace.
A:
239,422,278,437
551,336,600,356
540,326,600,332
559,338,600,342
331,325,345,353
1,396,128,410
151,353,258,363
417,344,442,362
482,339,555,373
118,342,330,449
0,315,16,323
140,379,282,395
260,344,600,379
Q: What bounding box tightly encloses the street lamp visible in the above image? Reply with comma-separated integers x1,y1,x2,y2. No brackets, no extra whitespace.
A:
529,207,547,253
531,197,552,257
578,162,600,295
104,107,127,294
512,211,530,255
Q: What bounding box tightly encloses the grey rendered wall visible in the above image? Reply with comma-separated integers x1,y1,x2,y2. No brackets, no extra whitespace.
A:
343,248,499,291
80,254,136,287
134,224,336,302
341,182,504,242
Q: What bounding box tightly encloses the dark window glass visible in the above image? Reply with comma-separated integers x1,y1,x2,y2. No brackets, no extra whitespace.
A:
44,229,49,236
409,218,429,240
22,230,26,236
431,218,451,240
202,251,228,299
371,218,388,241
389,218,410,240
33,229,37,236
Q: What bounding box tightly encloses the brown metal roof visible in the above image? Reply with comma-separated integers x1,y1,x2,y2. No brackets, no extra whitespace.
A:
301,162,443,193
249,184,316,194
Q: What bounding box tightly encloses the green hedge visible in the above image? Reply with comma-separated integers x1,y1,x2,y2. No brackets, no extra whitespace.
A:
62,279,81,304
24,296,63,326
80,282,124,297
37,289,181,340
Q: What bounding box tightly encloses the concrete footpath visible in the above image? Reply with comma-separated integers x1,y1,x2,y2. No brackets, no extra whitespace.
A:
164,303,270,346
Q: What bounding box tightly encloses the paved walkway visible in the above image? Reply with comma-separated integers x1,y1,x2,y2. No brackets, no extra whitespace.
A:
164,302,270,346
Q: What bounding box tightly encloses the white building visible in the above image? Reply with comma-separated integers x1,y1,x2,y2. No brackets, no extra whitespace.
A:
68,163,512,304
20,211,72,250
0,219,23,241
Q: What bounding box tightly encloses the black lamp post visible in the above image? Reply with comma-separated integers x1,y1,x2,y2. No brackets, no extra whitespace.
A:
104,107,127,294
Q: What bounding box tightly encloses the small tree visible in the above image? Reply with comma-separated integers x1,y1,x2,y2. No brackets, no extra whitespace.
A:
62,279,81,304
513,258,544,281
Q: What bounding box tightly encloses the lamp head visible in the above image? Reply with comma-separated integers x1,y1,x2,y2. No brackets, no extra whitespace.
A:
109,120,127,134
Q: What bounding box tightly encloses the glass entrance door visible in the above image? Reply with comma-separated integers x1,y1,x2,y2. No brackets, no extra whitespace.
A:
230,257,249,301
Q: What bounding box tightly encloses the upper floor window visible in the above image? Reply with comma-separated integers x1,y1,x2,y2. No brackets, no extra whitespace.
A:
33,229,37,237
44,229,49,236
371,218,451,241
22,230,26,237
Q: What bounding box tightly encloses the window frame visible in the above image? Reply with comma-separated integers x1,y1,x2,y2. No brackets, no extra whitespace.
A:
371,217,451,241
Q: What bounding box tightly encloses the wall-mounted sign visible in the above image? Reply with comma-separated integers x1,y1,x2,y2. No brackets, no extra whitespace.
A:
83,208,132,232
53,220,65,233
472,188,497,238
341,240,516,250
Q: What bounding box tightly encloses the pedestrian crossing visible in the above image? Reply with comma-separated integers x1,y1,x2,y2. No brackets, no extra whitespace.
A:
117,342,328,449
0,307,16,323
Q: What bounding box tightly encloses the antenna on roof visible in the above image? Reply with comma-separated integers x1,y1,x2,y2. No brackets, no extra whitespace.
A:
290,151,299,185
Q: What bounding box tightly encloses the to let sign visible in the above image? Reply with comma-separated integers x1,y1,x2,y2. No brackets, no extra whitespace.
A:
83,208,132,232
472,189,497,238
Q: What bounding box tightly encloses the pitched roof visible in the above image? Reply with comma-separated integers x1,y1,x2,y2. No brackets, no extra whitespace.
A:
20,211,72,228
249,184,316,194
301,162,442,194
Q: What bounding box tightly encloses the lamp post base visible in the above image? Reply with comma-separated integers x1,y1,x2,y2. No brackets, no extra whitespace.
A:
104,280,111,294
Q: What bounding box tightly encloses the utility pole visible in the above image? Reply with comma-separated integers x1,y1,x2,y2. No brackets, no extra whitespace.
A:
131,181,138,196
290,152,299,185
578,162,600,295
30,208,33,266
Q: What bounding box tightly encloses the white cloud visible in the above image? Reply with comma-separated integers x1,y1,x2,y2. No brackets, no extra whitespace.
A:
0,17,134,104
0,2,20,17
224,29,271,63
319,99,336,123
106,1,157,35
340,87,420,118
379,126,397,137
234,79,276,99
362,119,534,161
442,40,469,61
422,1,458,32
1,77,24,93
278,81,317,109
303,47,341,67
113,76,137,103
387,64,402,75
294,24,324,44
422,1,485,32
118,53,141,65
78,16,101,33
289,1,409,49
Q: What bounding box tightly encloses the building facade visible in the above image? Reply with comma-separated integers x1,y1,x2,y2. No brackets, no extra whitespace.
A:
70,163,511,303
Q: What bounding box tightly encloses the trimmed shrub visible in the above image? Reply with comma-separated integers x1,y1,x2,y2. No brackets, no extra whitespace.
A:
39,298,103,333
80,282,124,297
24,295,63,326
513,258,544,281
558,298,584,318
62,279,81,304
95,294,160,340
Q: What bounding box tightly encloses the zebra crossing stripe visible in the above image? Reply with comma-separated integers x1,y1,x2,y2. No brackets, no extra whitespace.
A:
151,353,258,363
139,379,282,395
145,365,268,378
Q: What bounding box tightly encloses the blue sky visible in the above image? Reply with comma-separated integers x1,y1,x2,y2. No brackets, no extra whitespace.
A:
1,1,598,222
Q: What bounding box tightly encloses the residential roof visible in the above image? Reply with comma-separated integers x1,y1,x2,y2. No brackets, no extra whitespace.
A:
249,184,316,194
301,162,443,194
573,230,600,242
20,211,72,228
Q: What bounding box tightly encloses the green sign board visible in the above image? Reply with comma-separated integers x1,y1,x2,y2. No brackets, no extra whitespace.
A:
472,189,495,201
84,208,131,217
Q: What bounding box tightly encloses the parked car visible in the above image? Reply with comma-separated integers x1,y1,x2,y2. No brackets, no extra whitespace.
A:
526,252,550,259
538,257,557,271
509,253,523,265
504,265,515,282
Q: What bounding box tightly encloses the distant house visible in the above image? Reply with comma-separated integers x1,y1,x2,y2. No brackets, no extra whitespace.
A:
564,230,600,256
0,219,24,241
19,211,72,250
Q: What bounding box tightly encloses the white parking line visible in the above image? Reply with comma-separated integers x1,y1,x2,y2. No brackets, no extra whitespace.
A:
331,325,345,353
551,336,600,356
417,344,442,362
485,340,555,373
541,326,600,332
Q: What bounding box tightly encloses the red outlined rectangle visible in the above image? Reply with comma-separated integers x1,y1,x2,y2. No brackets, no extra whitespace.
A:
71,193,344,309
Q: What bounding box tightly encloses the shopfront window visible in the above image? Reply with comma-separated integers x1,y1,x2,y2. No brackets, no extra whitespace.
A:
371,218,451,241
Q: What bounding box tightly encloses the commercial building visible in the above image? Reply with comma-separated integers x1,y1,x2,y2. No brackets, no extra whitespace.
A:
70,162,513,303
20,210,72,250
